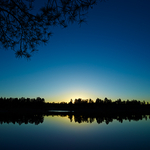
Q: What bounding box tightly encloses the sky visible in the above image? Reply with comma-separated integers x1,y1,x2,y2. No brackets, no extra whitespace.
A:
0,0,150,102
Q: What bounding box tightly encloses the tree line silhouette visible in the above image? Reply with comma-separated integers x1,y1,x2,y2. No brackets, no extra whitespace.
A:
0,97,150,114
46,97,149,106
45,98,150,113
0,97,45,109
71,97,148,105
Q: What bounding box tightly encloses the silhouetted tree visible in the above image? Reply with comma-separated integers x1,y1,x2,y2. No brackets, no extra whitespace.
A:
116,98,121,105
0,0,105,58
95,98,102,104
68,99,73,105
82,99,88,104
74,98,82,104
89,99,94,104
104,97,112,104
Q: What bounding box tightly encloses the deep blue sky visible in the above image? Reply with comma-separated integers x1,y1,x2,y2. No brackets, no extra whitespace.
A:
0,0,150,102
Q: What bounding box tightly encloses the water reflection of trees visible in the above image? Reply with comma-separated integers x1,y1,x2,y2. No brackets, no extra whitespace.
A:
0,114,44,125
48,112,149,124
70,114,149,124
1,97,150,125
0,113,149,125
45,112,150,125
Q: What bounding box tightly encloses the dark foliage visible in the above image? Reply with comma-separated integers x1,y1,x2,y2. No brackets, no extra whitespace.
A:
45,98,150,114
0,97,45,109
0,97,150,115
0,0,105,58
71,97,148,106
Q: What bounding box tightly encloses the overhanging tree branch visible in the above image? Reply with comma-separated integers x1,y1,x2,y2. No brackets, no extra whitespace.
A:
0,0,105,58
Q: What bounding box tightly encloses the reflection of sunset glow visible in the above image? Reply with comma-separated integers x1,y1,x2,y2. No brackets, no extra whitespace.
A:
45,115,109,130
45,115,98,129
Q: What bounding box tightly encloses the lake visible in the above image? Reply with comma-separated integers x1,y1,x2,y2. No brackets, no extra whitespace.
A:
0,114,150,150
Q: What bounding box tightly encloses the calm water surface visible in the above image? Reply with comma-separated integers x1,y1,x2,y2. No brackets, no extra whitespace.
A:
0,115,150,150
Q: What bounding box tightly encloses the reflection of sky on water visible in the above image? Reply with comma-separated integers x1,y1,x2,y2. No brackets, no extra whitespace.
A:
0,116,150,150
